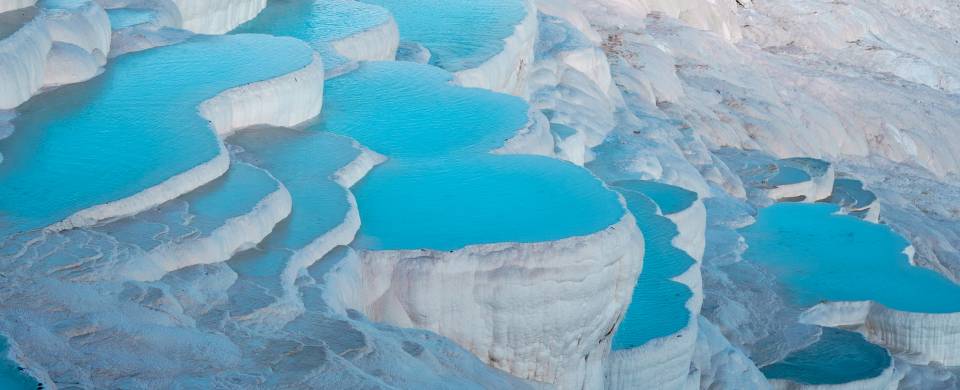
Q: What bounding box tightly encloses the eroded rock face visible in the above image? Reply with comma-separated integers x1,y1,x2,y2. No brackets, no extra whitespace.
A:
326,214,644,389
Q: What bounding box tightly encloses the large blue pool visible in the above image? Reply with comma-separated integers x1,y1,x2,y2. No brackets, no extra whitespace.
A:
0,35,314,237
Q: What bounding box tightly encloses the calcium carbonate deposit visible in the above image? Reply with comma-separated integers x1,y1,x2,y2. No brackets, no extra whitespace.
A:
0,0,959,388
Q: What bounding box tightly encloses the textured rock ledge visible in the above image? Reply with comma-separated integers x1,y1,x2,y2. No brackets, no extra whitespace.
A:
800,301,960,366
168,0,266,34
330,13,399,64
0,16,49,109
0,0,111,109
453,0,538,96
326,213,644,389
116,170,293,282
49,51,325,231
604,199,707,390
238,145,386,331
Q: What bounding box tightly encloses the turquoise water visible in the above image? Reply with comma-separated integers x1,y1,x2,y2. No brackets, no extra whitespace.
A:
611,185,695,350
740,203,960,313
98,162,280,253
359,0,525,72
0,337,37,390
315,61,623,251
762,328,890,385
106,8,156,29
226,127,359,309
612,180,697,215
767,166,811,186
0,35,314,237
234,0,391,70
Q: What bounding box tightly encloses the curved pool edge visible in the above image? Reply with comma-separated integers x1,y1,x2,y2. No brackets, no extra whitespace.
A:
324,210,644,388
603,198,707,390
800,300,960,366
117,165,294,282
329,11,399,65
47,49,325,232
451,0,537,96
232,143,385,331
768,362,901,390
169,0,267,35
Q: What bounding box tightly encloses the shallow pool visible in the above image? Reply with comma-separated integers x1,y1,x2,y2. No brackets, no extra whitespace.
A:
359,0,525,71
0,34,314,237
227,126,359,311
234,0,391,70
315,61,623,251
0,337,36,390
740,203,960,313
826,178,876,210
612,180,697,215
106,7,156,29
761,327,890,385
611,185,695,350
767,166,811,187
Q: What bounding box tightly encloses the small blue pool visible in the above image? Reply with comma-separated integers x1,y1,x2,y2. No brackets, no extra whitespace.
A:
314,61,623,251
761,327,890,385
234,0,392,70
740,202,960,314
359,0,526,72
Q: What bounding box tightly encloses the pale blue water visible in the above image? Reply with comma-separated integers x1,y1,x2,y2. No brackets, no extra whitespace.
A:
781,158,830,177
767,166,811,186
97,162,280,252
536,14,592,61
0,35,313,237
612,180,698,215
227,127,359,310
106,8,156,29
740,203,960,313
234,0,391,70
0,337,36,390
762,328,890,385
316,61,623,251
827,179,876,210
611,185,695,350
359,0,525,71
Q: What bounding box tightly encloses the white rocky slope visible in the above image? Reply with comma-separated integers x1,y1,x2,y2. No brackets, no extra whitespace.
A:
2,0,960,388
550,0,960,387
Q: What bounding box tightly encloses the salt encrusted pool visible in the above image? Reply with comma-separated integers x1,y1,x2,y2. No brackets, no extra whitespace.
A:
741,202,960,313
359,0,525,71
314,61,623,251
611,181,696,349
761,327,890,385
234,0,392,70
0,34,314,237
